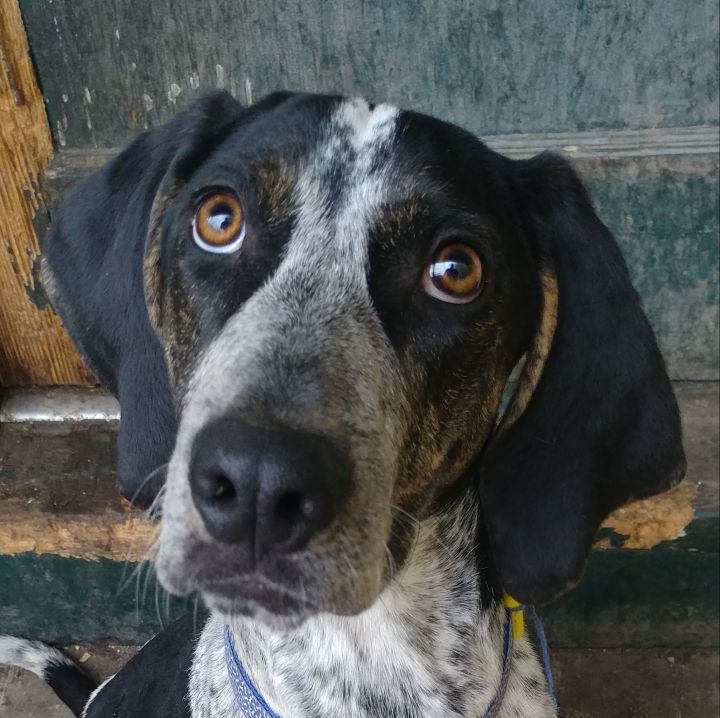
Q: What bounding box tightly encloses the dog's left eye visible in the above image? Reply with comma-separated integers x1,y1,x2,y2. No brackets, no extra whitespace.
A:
422,243,484,303
192,192,246,254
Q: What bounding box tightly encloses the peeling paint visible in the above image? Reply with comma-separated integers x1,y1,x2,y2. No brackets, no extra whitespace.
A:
602,482,697,549
142,93,154,112
3,241,20,280
189,71,200,90
0,514,157,562
244,76,253,105
55,119,66,146
0,0,90,387
167,82,183,104
215,63,225,88
83,86,92,103
24,255,51,311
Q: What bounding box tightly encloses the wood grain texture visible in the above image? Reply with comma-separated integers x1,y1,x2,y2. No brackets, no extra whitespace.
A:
0,424,155,561
0,381,717,647
0,382,716,559
19,0,720,150
0,1,91,386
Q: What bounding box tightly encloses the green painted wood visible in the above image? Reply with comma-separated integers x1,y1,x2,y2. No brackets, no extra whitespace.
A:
0,548,716,647
19,0,719,149
542,548,719,648
579,155,719,381
39,148,720,380
0,553,192,644
0,382,717,646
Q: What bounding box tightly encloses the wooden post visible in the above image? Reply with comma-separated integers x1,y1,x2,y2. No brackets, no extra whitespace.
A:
0,0,91,386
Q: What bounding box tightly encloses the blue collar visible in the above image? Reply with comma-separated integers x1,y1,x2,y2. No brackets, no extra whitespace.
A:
224,627,281,718
224,607,557,718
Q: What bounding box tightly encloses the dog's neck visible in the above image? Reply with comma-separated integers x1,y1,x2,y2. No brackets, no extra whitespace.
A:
189,493,554,717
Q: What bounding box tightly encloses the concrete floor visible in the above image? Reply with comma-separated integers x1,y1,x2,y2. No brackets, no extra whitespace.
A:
0,645,717,717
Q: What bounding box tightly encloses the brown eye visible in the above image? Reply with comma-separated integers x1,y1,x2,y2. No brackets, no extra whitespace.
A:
192,192,246,253
422,243,483,304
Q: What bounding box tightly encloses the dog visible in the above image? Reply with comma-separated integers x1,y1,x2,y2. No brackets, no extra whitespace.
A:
1,91,685,717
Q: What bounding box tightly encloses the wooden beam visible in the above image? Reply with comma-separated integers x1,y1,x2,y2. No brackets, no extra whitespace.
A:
0,1,92,386
0,383,716,646
0,383,716,560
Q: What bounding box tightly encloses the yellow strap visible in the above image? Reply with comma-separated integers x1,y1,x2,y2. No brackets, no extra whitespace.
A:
502,593,525,640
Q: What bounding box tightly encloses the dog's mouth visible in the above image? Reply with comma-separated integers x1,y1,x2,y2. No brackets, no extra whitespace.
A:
156,427,400,624
155,532,334,622
200,573,315,617
156,524,391,625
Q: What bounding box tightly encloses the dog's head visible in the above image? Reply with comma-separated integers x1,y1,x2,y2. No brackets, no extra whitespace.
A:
43,91,685,623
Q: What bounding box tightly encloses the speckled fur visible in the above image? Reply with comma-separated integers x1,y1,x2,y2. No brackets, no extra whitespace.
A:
156,99,409,620
188,492,554,717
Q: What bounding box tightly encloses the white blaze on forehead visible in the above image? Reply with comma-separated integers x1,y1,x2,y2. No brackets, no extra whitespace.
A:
282,97,400,281
339,97,399,151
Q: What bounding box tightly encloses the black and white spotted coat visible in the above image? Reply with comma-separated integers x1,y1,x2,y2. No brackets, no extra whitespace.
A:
84,495,555,717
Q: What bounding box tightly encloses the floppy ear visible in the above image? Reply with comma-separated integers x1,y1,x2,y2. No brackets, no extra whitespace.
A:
41,90,245,507
479,153,686,605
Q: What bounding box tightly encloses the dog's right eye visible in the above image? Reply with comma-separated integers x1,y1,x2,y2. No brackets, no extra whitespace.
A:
192,192,246,254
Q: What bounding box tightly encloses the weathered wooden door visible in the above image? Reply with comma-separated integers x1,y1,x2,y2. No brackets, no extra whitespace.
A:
0,1,91,385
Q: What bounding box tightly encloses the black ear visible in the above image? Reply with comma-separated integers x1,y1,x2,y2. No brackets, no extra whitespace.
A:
41,90,245,507
479,153,686,605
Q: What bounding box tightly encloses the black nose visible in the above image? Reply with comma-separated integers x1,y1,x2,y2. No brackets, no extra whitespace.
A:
189,418,351,556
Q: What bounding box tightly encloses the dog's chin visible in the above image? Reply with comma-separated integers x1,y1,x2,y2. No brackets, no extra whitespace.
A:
204,584,382,632
202,575,312,619
200,573,385,631
211,594,317,632
155,534,391,629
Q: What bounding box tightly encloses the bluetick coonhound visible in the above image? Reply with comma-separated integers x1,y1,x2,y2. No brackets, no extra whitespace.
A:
1,91,685,717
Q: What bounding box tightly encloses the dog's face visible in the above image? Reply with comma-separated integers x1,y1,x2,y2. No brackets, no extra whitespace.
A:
43,90,684,625
149,95,538,623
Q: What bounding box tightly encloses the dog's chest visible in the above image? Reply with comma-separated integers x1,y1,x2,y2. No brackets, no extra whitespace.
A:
188,506,554,717
188,605,553,718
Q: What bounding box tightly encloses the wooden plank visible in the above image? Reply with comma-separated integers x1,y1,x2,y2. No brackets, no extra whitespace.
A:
0,382,716,559
583,154,719,382
0,423,152,561
0,553,193,644
0,547,716,647
18,0,720,150
0,386,119,423
0,382,716,646
543,549,719,648
0,1,91,386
